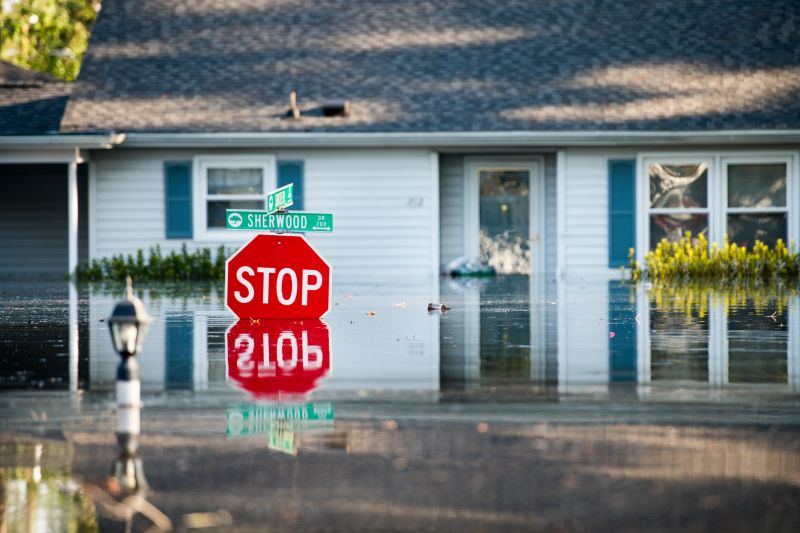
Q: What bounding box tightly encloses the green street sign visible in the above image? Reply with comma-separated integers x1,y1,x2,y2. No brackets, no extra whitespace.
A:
266,183,294,214
226,209,333,233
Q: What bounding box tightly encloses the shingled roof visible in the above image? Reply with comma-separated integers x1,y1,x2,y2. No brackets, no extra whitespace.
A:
61,0,800,134
0,61,72,135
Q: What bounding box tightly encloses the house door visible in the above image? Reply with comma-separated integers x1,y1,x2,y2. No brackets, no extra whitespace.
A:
465,159,544,275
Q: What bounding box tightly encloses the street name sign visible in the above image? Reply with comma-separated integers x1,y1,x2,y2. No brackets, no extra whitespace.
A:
226,209,333,233
266,183,294,214
225,234,331,318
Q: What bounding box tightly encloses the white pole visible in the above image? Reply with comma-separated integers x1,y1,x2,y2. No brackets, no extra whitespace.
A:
69,282,78,394
68,156,79,277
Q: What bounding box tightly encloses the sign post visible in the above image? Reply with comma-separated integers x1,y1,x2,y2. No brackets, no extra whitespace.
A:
225,183,333,320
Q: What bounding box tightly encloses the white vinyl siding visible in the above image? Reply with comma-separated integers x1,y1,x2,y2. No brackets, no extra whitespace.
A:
562,148,636,279
91,148,437,284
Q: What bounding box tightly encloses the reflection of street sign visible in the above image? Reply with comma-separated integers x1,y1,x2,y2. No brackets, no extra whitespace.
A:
225,210,333,233
268,423,297,455
225,234,331,319
226,402,334,437
225,319,331,399
266,183,294,214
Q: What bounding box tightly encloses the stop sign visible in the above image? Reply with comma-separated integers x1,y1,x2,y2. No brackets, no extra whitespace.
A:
226,319,331,399
225,234,331,319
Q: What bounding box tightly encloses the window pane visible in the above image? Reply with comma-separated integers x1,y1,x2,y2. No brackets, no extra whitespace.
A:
649,214,708,249
728,301,787,384
649,163,708,208
650,303,709,383
727,213,787,248
207,200,262,228
727,163,786,208
208,168,263,195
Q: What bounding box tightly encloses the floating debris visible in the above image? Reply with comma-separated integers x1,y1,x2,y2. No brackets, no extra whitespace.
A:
427,303,449,313
183,510,234,529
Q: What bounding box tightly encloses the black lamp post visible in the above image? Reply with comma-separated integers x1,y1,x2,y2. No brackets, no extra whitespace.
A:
108,276,151,357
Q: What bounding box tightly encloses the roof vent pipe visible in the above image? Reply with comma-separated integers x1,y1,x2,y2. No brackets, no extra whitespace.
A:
287,91,300,119
321,100,350,117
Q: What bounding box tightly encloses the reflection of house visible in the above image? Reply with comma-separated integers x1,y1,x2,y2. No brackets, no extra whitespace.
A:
442,279,800,395
87,283,440,395
2,1,800,281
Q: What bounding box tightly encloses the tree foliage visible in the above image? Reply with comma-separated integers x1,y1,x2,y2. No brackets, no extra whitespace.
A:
1,0,100,81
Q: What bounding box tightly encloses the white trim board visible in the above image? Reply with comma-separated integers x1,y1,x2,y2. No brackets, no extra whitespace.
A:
119,130,800,148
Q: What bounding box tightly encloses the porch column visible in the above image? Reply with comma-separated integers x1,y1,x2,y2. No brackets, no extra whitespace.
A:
68,151,80,276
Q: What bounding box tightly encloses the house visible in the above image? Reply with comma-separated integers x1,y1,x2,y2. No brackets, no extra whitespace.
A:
1,0,799,283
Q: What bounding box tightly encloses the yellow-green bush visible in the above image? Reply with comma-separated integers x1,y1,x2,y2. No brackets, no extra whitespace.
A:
630,232,799,282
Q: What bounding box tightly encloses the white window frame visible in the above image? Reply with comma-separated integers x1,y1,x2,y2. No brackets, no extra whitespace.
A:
193,155,276,242
636,151,799,265
463,156,545,276
721,155,794,246
637,154,714,259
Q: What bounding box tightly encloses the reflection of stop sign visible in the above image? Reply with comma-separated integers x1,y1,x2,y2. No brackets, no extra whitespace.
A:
226,234,331,319
226,319,331,399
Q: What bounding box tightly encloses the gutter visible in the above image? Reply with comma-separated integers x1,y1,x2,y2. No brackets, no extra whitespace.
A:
119,130,800,149
0,133,126,149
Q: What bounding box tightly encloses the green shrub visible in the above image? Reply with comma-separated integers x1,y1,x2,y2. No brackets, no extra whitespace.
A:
630,232,799,282
74,245,230,281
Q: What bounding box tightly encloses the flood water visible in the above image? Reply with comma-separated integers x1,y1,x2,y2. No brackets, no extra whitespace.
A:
1,277,799,532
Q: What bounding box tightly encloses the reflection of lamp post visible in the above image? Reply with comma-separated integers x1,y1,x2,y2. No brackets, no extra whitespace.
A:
107,276,150,484
90,278,171,530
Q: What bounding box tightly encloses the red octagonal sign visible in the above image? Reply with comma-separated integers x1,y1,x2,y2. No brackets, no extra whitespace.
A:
226,234,331,319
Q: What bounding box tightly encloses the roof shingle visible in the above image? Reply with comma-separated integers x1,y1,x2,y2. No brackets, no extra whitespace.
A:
0,61,71,135
60,0,800,133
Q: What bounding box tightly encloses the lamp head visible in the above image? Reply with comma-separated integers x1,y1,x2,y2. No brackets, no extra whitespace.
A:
108,277,151,356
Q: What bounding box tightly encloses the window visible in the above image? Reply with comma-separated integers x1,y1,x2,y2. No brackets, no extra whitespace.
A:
724,161,788,248
194,156,275,240
638,153,798,257
647,161,710,249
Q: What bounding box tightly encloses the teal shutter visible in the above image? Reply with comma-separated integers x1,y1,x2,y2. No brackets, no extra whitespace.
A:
165,314,193,390
608,160,636,267
608,281,637,382
165,162,192,238
277,161,304,211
